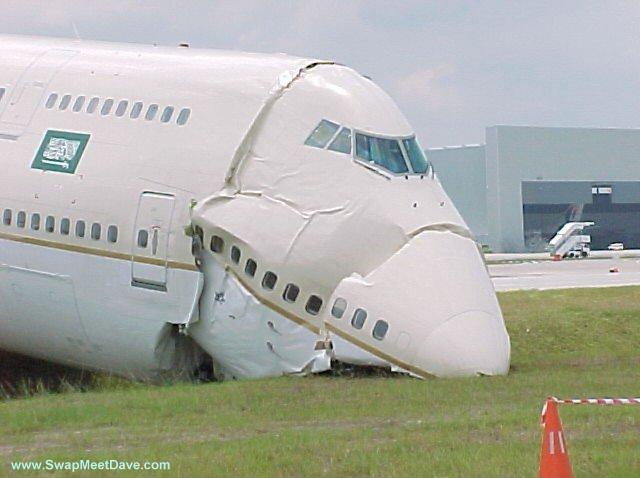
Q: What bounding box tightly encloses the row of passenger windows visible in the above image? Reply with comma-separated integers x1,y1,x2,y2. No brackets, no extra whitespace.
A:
2,209,119,242
45,93,191,126
206,233,325,317
206,231,389,340
330,299,389,341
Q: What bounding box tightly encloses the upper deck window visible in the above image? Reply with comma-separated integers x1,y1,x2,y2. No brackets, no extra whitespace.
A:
45,93,58,109
305,120,340,148
87,97,100,114
176,108,191,125
72,96,86,112
355,133,408,174
402,137,429,174
160,106,175,123
115,100,129,117
59,95,72,111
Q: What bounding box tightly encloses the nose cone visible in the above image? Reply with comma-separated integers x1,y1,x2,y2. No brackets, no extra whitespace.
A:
323,229,510,378
419,311,510,376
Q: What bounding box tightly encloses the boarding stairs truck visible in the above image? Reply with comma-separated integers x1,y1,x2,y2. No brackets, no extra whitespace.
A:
548,222,594,259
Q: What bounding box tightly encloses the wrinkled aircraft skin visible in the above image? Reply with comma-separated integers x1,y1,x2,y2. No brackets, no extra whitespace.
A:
0,35,510,380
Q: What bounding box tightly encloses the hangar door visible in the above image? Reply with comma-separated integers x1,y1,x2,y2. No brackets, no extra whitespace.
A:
131,192,176,290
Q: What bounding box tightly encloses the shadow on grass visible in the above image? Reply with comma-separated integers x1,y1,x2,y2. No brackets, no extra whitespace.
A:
0,350,98,400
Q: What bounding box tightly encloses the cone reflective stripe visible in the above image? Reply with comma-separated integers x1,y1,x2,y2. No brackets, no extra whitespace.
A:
539,398,574,478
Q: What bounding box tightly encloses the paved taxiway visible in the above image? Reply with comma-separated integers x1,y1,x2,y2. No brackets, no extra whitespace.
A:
489,257,640,291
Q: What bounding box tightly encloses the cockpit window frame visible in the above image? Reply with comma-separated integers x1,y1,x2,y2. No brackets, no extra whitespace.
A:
352,129,414,177
304,119,432,178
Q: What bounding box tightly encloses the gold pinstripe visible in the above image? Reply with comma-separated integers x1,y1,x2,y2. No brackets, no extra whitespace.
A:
0,231,199,272
225,265,322,335
324,322,434,379
1,229,429,376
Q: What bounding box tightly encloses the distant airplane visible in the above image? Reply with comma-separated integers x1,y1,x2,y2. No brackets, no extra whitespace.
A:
0,35,510,380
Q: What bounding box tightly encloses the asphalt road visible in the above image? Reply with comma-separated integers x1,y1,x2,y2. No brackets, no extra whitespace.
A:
489,257,640,291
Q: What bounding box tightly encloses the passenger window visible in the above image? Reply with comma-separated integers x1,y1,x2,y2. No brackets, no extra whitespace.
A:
72,96,86,112
2,209,11,226
59,94,72,111
87,97,100,113
75,220,86,238
245,259,257,278
91,223,101,240
145,104,159,121
0,87,5,102
60,218,70,235
130,102,143,119
176,108,191,125
261,271,278,291
230,246,241,264
107,225,118,243
328,128,352,154
31,213,40,231
305,120,340,148
115,100,129,117
305,295,323,315
137,229,149,248
17,211,26,228
210,235,224,253
45,215,55,233
283,283,300,303
331,298,348,319
45,93,58,109
372,320,389,340
161,106,175,123
101,99,114,116
351,309,367,329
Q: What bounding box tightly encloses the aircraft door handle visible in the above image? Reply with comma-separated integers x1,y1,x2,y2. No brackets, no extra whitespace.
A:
151,226,159,256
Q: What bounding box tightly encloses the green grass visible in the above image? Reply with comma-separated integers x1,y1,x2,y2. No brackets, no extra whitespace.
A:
1,287,639,477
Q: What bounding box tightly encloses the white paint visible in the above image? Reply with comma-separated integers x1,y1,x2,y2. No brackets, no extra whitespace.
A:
0,35,511,379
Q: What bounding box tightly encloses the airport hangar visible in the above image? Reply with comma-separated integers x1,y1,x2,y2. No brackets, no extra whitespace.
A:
428,125,640,253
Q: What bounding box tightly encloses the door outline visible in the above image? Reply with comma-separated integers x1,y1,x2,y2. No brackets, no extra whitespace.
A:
131,191,176,291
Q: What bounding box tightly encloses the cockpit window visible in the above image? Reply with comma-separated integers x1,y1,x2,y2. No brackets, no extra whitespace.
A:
355,133,409,174
402,137,429,174
328,127,352,154
305,120,340,148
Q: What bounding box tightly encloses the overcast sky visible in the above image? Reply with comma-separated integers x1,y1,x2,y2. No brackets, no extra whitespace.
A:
2,1,639,146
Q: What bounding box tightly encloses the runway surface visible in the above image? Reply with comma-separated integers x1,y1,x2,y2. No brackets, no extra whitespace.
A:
489,257,640,291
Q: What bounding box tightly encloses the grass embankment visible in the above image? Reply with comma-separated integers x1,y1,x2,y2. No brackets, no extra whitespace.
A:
1,287,639,477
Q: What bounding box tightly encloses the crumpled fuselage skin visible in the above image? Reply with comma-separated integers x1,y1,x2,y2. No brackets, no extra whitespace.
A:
191,64,510,378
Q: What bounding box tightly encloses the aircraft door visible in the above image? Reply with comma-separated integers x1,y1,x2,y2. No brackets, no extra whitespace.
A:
132,192,176,291
0,49,78,137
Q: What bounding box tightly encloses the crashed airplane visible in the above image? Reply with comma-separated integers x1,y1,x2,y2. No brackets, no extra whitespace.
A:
0,35,510,381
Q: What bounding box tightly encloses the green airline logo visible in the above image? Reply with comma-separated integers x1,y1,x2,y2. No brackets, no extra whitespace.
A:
31,130,90,174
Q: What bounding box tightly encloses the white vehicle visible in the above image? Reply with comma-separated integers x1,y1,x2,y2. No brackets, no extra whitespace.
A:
548,222,594,259
0,35,510,380
608,243,624,251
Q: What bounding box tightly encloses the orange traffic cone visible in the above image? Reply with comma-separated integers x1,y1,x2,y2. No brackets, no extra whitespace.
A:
539,398,574,478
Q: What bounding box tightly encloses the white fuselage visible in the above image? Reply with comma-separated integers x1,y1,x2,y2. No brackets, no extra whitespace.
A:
0,35,510,380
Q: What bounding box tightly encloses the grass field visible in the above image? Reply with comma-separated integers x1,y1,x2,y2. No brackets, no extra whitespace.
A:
1,287,639,477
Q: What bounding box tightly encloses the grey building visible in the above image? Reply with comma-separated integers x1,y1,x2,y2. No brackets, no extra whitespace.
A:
428,126,640,253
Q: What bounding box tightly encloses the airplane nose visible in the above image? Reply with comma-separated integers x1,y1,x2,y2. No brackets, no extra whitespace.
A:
323,228,511,378
419,310,510,376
